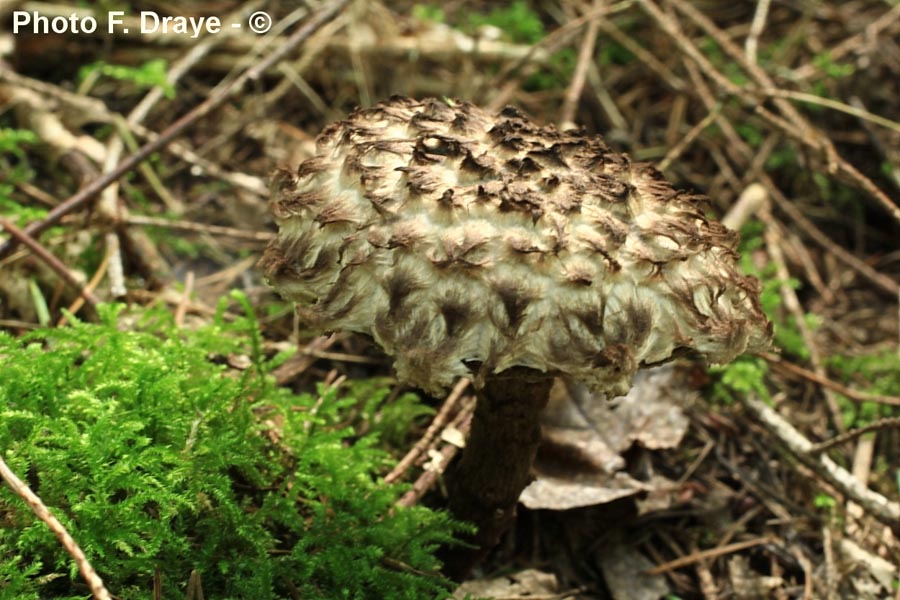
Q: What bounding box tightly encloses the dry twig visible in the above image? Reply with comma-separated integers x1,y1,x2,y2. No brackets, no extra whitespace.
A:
559,0,602,130
396,400,476,509
646,538,771,575
744,0,772,64
0,217,99,307
741,393,900,528
385,378,472,485
125,215,275,243
0,455,112,600
811,418,900,455
763,353,900,407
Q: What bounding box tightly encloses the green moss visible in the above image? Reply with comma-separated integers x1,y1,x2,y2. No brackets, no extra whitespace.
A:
0,128,41,226
412,4,445,23
468,0,545,44
0,298,464,599
78,59,175,99
0,128,38,158
812,52,855,79
827,350,900,427
709,356,770,405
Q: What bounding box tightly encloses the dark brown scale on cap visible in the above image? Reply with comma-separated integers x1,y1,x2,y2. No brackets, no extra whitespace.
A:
460,151,498,179
527,145,569,169
437,189,456,209
506,157,542,176
384,267,424,318
313,199,361,227
572,300,607,337
493,279,534,334
439,294,474,337
418,135,465,158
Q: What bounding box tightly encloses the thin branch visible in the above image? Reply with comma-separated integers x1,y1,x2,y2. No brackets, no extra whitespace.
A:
765,177,899,296
125,215,275,242
385,378,471,485
0,68,267,197
764,88,900,135
646,537,771,575
741,393,900,528
657,104,721,172
722,182,768,231
174,271,195,328
681,57,899,297
761,207,846,431
559,0,602,130
636,0,742,97
745,0,772,64
667,0,813,138
0,455,112,600
396,400,476,509
595,17,685,91
59,241,112,326
791,3,900,80
487,0,635,112
0,217,99,307
811,418,900,454
763,352,900,407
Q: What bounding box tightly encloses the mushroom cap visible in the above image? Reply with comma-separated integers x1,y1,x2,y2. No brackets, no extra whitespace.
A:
260,97,772,396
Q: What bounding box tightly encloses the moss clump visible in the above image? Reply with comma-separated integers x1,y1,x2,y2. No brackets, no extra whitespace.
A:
0,299,463,599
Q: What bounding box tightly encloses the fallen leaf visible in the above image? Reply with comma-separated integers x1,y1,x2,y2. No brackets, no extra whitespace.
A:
453,568,565,599
521,365,693,511
597,539,670,600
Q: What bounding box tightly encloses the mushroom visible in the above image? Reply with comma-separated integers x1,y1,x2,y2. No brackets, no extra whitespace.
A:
260,96,772,574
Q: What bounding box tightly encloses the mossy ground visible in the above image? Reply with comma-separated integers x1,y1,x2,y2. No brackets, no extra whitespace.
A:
0,299,464,599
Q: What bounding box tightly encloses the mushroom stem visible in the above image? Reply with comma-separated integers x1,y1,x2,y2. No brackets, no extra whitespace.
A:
442,367,554,578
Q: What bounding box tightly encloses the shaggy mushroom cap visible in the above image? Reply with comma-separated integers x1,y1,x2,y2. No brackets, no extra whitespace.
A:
260,97,772,396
